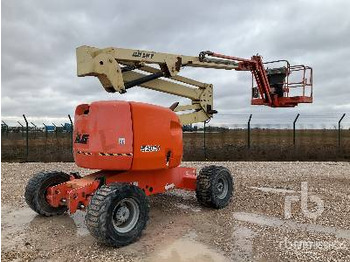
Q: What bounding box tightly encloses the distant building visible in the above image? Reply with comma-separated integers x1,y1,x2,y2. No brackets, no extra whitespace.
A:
45,125,55,132
63,123,72,132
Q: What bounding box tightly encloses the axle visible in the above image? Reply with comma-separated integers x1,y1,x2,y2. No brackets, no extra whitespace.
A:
46,167,196,214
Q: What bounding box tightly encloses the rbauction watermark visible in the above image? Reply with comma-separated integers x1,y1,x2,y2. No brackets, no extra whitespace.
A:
284,182,324,220
279,237,347,251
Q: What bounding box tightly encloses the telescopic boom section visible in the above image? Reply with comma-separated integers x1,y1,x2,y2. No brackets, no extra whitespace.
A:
76,46,313,125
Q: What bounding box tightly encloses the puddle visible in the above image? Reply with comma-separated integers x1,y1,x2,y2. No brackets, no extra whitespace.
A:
1,206,37,249
184,230,198,240
71,210,89,236
233,212,350,240
1,205,89,238
250,186,296,194
1,206,37,235
231,226,256,261
147,237,228,262
176,203,201,212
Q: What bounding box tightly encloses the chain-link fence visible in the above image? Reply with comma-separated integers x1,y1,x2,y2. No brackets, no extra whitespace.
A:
1,113,349,162
1,115,73,162
184,113,349,161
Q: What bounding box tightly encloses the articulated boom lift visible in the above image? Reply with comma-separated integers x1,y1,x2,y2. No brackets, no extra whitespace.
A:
25,46,313,247
77,46,313,124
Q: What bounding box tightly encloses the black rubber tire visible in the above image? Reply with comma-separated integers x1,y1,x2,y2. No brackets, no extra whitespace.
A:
196,165,234,209
85,183,149,247
24,171,70,216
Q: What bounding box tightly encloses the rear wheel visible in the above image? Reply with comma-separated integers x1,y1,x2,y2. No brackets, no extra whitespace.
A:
24,171,70,216
196,165,234,209
85,183,149,247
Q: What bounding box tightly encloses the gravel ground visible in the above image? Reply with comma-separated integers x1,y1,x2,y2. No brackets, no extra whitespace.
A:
1,162,350,261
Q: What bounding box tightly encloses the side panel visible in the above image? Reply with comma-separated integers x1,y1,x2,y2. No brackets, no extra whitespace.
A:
130,102,183,170
74,101,133,170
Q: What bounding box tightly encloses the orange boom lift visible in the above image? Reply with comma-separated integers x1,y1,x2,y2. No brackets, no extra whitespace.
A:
25,46,313,247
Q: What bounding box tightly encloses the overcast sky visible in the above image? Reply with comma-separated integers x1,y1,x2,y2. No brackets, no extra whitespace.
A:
2,0,350,127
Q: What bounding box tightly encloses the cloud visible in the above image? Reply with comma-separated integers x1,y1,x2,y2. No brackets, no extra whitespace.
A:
2,0,350,127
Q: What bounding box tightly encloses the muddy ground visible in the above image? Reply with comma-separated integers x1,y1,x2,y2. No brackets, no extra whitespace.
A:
1,162,350,261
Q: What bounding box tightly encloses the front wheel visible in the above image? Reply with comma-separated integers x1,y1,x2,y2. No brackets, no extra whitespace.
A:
85,183,149,247
196,165,234,209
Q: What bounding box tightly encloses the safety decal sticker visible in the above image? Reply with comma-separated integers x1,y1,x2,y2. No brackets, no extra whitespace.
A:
118,137,126,145
165,183,175,191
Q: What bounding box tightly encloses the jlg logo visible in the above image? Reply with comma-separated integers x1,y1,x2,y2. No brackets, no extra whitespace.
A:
75,133,89,144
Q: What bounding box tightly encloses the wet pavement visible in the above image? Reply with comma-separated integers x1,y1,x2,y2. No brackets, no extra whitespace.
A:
1,162,350,261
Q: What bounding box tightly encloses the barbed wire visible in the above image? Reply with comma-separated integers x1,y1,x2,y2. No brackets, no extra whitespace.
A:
1,112,349,130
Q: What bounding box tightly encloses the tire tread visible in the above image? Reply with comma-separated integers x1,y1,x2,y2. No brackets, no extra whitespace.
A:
85,183,149,247
196,165,233,209
24,171,70,216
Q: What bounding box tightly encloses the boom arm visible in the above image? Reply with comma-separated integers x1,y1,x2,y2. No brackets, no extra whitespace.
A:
76,45,313,125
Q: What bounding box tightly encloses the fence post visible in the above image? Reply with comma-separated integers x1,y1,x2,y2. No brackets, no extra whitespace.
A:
52,123,57,138
17,121,24,128
68,115,73,132
203,121,207,160
43,123,48,139
293,113,300,147
247,114,253,149
31,122,37,139
338,113,346,147
68,114,74,154
17,121,24,137
2,121,9,136
23,114,29,161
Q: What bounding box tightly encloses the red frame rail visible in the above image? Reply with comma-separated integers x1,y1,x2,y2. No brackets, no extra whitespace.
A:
200,52,313,107
46,167,197,214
